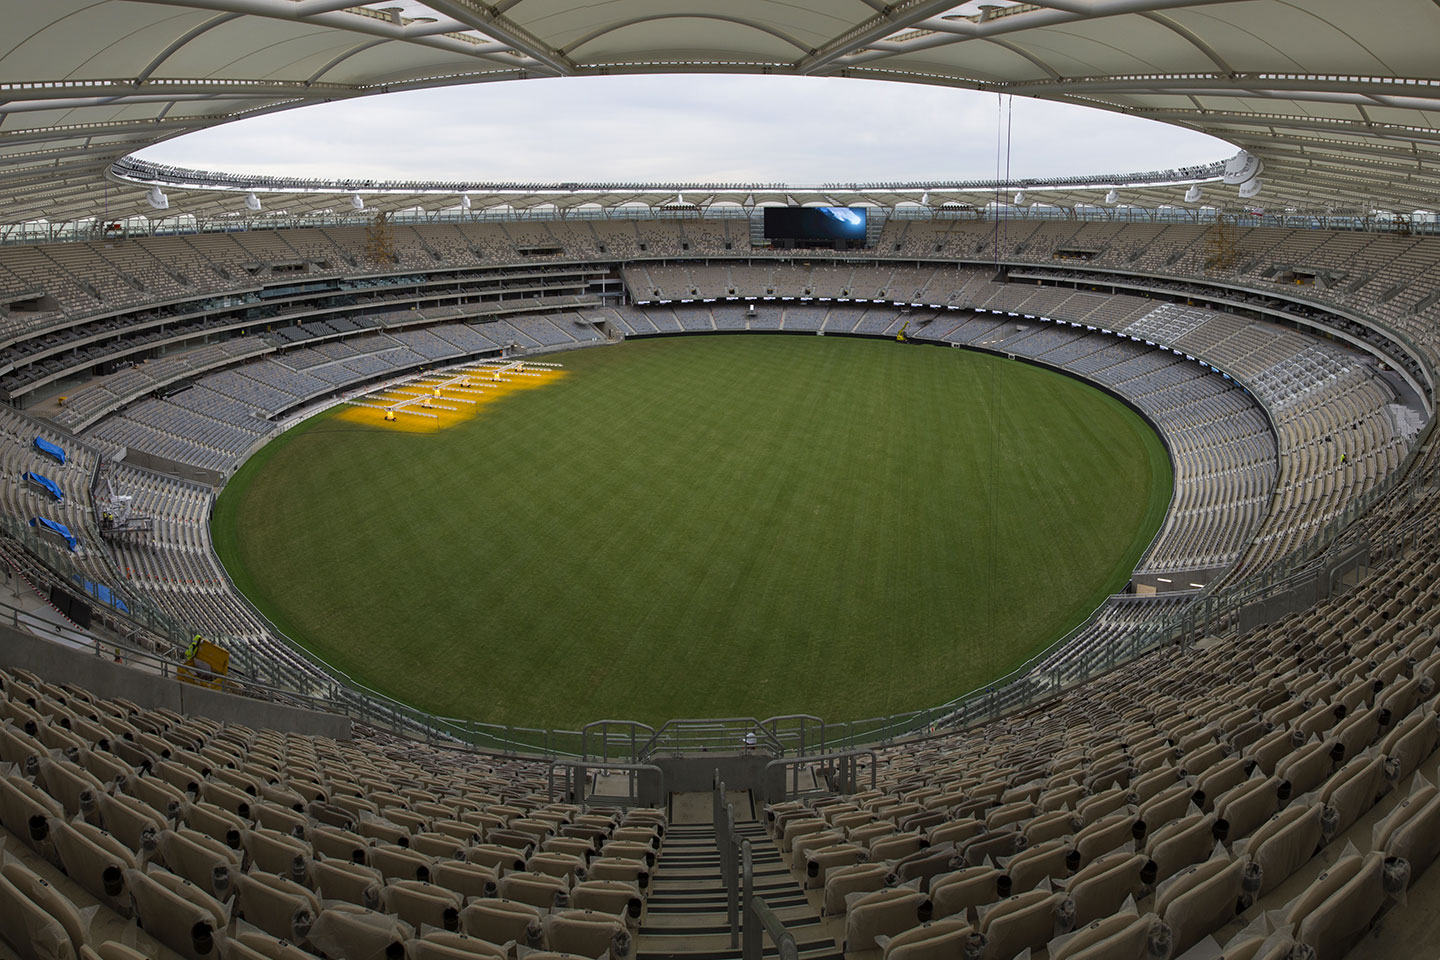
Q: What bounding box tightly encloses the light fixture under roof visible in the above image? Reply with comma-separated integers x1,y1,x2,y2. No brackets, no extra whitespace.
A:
1223,150,1263,186
1238,178,1263,199
146,187,168,211
1104,189,1119,204
244,192,261,212
1184,185,1202,203
350,193,365,211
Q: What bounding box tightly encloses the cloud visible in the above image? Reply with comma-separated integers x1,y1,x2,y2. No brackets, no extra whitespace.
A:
139,74,1233,183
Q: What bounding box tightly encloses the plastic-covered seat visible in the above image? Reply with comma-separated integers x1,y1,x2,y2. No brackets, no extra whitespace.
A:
383,880,465,933
929,865,1003,923
976,888,1073,960
1241,802,1324,897
877,917,980,960
123,867,221,960
544,909,632,960
822,862,893,916
47,817,136,915
1319,754,1384,838
1155,853,1246,957
1066,851,1155,926
1281,850,1404,960
805,842,868,888
432,860,500,901
1047,909,1171,960
0,857,87,960
459,898,544,948
306,903,413,960
1000,838,1071,895
231,869,321,944
571,879,644,924
844,886,932,951
406,931,509,959
1375,780,1440,880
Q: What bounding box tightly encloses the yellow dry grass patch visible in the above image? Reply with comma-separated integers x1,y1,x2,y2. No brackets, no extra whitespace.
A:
334,365,569,433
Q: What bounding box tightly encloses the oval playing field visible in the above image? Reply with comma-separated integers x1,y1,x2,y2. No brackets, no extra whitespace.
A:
212,334,1173,729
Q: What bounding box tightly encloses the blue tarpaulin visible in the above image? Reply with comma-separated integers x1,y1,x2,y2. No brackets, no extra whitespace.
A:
24,472,62,502
33,436,65,464
72,576,128,613
30,516,77,552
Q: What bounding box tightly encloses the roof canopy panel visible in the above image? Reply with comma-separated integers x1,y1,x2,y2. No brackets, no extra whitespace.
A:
0,0,1435,222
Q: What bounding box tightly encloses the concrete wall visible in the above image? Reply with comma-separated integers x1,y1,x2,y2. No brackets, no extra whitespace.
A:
0,625,352,740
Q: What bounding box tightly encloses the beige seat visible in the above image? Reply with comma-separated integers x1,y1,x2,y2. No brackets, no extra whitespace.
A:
376,874,457,926
311,857,384,909
47,817,136,915
0,858,87,960
1145,812,1219,884
1155,853,1246,957
231,869,321,944
1375,780,1440,881
586,857,649,890
571,879,644,923
1001,838,1071,894
805,842,868,889
1065,851,1154,926
78,946,150,960
1379,703,1439,783
1281,851,1399,960
976,888,1073,960
1213,775,1283,844
822,862,893,916
877,917,979,960
240,827,310,884
459,898,544,948
91,791,164,856
0,771,64,863
407,931,510,959
1048,910,1170,960
1319,754,1384,838
544,909,632,960
432,860,500,901
1071,810,1144,867
844,886,932,951
466,843,528,873
929,865,1003,924
306,903,414,960
156,828,242,900
1242,802,1324,897
177,800,247,851
497,870,570,910
367,842,437,883
123,867,221,960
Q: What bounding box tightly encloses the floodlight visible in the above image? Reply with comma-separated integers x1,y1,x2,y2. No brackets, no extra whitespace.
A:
460,194,471,211
1104,189,1118,204
1238,178,1263,199
1184,185,1202,203
1013,191,1025,204
350,193,365,211
244,192,261,212
1222,150,1263,185
146,186,168,210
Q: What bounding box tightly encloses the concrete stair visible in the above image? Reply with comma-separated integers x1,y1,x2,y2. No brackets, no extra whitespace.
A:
637,820,842,960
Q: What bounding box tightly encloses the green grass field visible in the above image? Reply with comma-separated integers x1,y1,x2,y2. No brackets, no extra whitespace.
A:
212,334,1172,729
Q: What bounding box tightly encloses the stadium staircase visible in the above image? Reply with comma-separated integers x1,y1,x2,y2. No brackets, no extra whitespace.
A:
638,801,842,960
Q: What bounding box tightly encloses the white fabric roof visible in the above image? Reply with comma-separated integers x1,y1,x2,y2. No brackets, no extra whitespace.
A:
2,0,1438,222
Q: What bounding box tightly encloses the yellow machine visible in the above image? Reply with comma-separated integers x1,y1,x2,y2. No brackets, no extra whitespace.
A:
896,320,910,343
179,639,230,690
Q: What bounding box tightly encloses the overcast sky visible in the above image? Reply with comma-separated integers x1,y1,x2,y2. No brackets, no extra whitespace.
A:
138,74,1233,184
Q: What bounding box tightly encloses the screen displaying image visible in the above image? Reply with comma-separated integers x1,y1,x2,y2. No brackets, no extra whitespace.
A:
763,206,868,242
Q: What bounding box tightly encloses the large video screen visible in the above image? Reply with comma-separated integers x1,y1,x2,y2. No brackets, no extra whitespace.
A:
763,206,867,244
